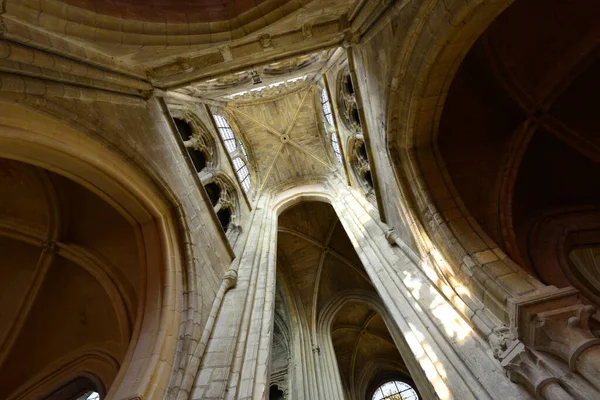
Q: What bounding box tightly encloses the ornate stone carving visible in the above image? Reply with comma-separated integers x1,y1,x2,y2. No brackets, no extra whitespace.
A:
259,34,273,49
302,23,313,39
501,343,570,399
490,326,517,360
503,286,600,395
531,304,600,369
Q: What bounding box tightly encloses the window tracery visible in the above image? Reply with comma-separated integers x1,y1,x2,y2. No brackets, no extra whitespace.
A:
172,112,217,173
337,70,362,133
372,381,418,400
213,114,237,153
170,109,243,245
349,136,375,203
321,88,334,127
205,174,242,244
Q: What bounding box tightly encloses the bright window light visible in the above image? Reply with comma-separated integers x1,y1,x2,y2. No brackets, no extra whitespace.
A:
372,381,418,400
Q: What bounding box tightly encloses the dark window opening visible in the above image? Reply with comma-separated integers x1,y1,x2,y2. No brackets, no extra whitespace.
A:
189,149,207,172
217,208,232,231
204,182,221,207
345,76,355,96
42,376,103,400
269,385,285,400
173,118,194,141
358,142,368,161
351,106,361,127
364,170,373,189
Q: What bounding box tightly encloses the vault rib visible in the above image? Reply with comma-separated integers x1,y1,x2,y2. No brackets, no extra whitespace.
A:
287,139,334,171
277,227,371,282
350,310,378,391
283,87,312,137
259,143,285,193
311,219,338,334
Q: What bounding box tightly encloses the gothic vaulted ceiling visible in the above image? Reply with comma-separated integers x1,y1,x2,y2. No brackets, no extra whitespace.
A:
438,0,600,300
0,158,140,398
226,84,335,191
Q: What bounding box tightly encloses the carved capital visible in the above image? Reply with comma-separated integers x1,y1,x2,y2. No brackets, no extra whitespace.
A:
509,286,600,369
490,326,517,359
532,304,600,369
384,227,397,246
501,343,563,397
223,269,238,289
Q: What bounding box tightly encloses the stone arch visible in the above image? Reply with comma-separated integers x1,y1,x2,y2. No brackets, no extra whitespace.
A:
0,102,186,399
384,0,546,325
316,290,426,400
271,186,435,399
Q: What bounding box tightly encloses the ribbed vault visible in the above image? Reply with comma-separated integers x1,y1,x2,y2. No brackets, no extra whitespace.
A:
438,0,600,304
0,158,141,399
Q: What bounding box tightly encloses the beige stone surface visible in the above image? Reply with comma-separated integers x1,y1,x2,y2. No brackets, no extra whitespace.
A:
1,0,599,399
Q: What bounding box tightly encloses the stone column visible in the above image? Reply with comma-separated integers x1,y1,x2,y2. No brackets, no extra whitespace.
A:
326,178,529,399
199,169,215,185
500,342,574,400
191,194,277,400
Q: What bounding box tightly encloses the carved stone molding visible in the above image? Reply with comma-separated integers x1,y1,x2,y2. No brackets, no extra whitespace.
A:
501,343,566,398
500,286,600,396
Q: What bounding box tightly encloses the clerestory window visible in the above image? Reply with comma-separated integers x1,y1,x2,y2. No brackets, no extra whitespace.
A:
321,88,334,127
213,114,237,153
233,156,251,192
211,113,251,192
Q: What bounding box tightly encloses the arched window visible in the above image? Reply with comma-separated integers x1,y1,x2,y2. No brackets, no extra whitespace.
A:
172,116,214,173
204,182,221,206
372,381,418,400
212,113,252,192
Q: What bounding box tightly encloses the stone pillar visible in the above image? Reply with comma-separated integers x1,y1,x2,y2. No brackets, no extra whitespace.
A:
191,194,277,400
326,178,529,399
500,342,574,400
